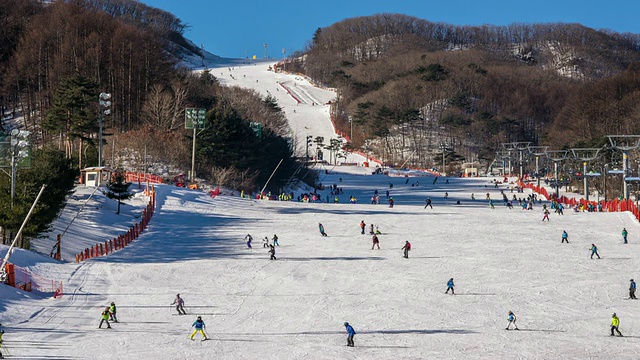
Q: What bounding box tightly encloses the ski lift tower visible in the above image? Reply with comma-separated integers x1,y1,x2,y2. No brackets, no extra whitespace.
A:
545,150,569,199
501,143,516,176
607,135,640,200
497,149,512,176
529,146,549,187
502,142,530,179
570,147,603,201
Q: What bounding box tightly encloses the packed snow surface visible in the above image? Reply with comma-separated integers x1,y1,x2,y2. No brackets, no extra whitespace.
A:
1,60,640,360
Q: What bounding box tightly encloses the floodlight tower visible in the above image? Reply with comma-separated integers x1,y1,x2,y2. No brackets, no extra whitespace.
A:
529,146,549,187
570,147,603,201
264,43,268,59
607,135,640,200
545,150,569,199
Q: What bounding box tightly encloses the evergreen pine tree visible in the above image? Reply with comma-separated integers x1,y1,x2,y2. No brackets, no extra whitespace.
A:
105,171,133,215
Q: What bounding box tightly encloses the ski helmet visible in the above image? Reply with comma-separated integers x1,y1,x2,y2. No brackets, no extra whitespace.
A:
198,316,202,320
344,322,349,326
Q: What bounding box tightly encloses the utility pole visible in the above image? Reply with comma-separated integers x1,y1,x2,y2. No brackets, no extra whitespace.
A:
264,43,268,59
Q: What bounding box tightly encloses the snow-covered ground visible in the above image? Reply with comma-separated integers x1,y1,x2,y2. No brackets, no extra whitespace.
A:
2,61,640,359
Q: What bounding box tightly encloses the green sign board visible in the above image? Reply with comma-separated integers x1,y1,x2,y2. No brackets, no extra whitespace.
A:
185,108,206,129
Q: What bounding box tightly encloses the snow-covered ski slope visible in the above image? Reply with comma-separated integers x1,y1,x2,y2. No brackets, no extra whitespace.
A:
2,61,640,359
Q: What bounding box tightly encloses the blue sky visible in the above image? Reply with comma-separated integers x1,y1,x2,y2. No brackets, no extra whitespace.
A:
139,0,639,59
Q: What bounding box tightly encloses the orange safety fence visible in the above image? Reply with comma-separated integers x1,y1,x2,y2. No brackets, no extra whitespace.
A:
75,187,156,263
521,182,640,222
4,262,63,297
125,172,163,185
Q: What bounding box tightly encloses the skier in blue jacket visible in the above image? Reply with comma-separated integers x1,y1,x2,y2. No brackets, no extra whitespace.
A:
561,230,568,243
445,278,455,295
344,322,356,347
590,244,600,259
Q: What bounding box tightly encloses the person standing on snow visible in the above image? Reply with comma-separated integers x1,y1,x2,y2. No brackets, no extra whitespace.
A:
445,278,455,295
171,294,187,315
344,322,356,347
360,220,366,235
506,311,519,330
262,236,270,248
109,302,118,323
369,224,375,235
622,228,628,244
190,316,208,340
268,244,276,260
424,198,432,209
542,208,550,221
630,279,637,300
272,234,279,246
611,313,623,337
371,234,380,250
99,306,112,329
245,234,253,248
561,230,569,243
319,223,328,237
402,241,411,258
590,244,601,259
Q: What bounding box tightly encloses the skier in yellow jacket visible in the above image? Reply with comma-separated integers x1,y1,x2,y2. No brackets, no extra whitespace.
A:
611,313,623,337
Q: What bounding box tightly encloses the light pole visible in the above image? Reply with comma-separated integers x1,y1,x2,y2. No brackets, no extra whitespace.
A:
9,129,31,209
98,92,111,167
264,43,268,59
306,135,313,164
439,143,448,176
282,48,286,71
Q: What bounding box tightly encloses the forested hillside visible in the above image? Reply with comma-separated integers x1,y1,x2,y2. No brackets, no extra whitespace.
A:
0,0,300,245
298,14,640,170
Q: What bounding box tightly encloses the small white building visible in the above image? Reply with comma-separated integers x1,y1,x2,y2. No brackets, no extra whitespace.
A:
81,166,113,187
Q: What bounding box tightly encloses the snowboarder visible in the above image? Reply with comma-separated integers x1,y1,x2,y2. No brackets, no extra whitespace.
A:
561,230,569,243
630,279,637,300
506,311,519,330
272,234,279,246
445,278,455,295
268,244,276,260
424,198,432,209
319,223,328,237
245,234,253,248
611,313,623,336
360,220,366,234
109,302,118,323
344,322,356,347
542,208,550,221
262,236,270,248
402,241,411,258
590,244,601,259
190,316,208,340
99,306,112,329
371,234,380,250
172,294,187,315
622,228,628,244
